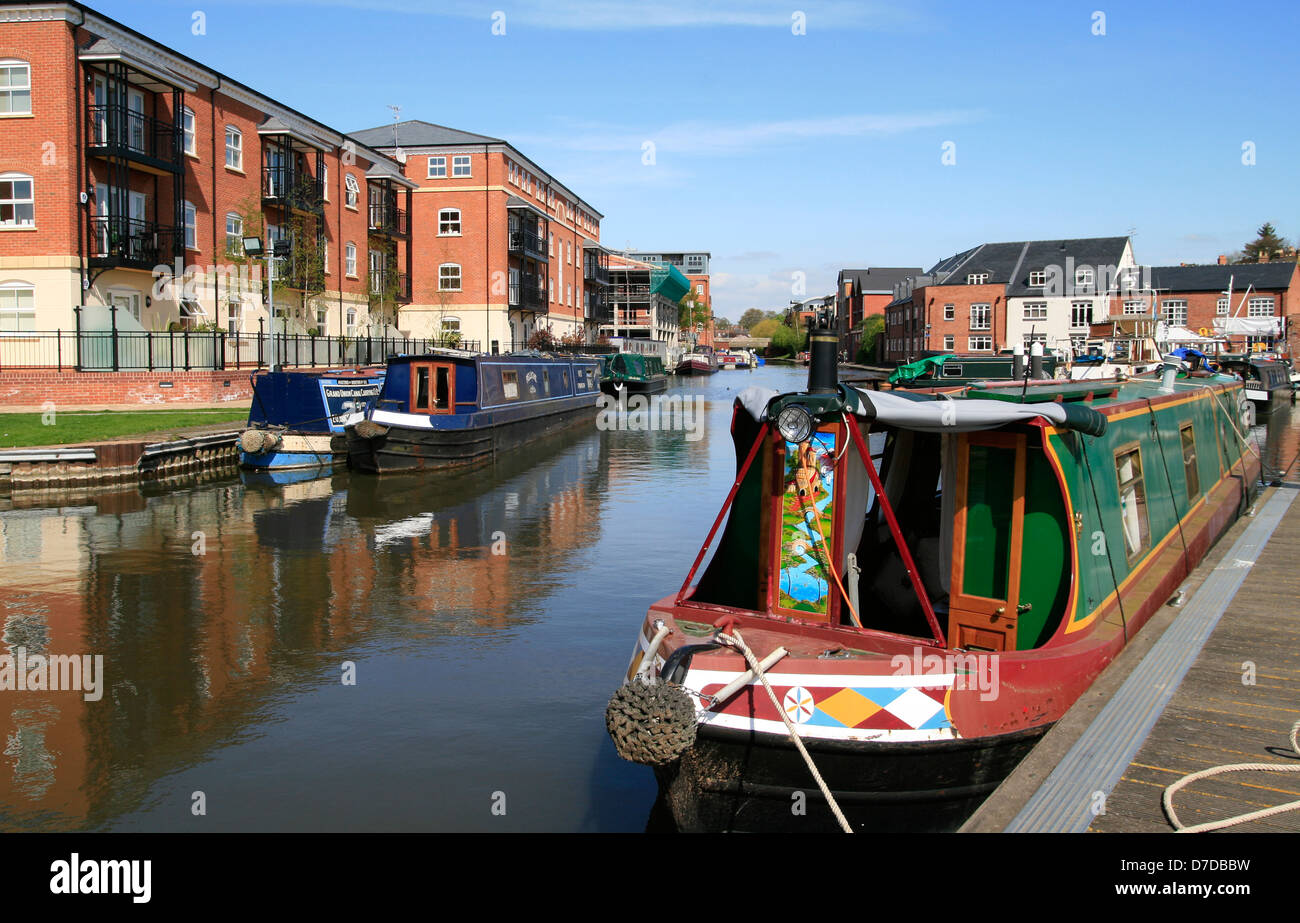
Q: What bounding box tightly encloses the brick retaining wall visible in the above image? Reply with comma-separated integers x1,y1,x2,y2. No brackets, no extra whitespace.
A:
0,370,256,406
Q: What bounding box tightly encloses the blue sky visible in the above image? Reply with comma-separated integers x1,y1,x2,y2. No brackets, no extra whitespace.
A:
97,0,1300,321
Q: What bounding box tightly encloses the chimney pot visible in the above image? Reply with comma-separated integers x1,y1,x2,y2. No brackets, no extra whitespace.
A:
1217,254,1228,265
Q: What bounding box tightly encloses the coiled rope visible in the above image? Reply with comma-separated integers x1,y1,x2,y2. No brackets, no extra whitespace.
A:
716,628,853,832
1163,719,1300,833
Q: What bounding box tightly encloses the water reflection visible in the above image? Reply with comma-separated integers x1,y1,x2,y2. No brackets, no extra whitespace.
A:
0,366,803,831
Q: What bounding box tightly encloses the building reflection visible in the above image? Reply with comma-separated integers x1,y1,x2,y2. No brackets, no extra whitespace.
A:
0,428,608,829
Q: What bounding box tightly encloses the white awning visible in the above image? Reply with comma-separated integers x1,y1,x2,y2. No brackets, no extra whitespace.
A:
1213,316,1282,336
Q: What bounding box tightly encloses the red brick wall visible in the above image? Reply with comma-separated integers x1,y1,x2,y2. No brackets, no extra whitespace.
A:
0,369,255,405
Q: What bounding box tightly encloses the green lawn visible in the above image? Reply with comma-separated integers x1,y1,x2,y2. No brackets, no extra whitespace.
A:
0,409,248,448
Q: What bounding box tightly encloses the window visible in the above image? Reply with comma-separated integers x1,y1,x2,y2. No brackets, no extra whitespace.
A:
696,283,704,295
182,107,196,155
410,361,454,413
0,173,34,226
344,174,359,209
452,155,471,177
438,208,461,235
442,317,460,332
966,273,989,285
1180,423,1199,500
1023,332,1047,347
346,307,357,335
943,334,954,350
428,156,446,178
1028,269,1046,286
225,126,242,170
323,239,329,274
0,282,35,332
501,369,519,401
224,213,242,256
1023,302,1048,321
549,233,554,257
1115,446,1149,560
321,163,329,200
1161,299,1188,326
1216,297,1229,316
226,295,242,335
439,263,461,291
368,249,384,294
567,284,572,306
1247,296,1275,317
1075,267,1094,289
969,303,991,330
183,201,197,249
316,306,327,329
943,303,954,320
0,60,31,115
1124,299,1148,316
1070,300,1093,329
345,242,357,277
968,335,992,351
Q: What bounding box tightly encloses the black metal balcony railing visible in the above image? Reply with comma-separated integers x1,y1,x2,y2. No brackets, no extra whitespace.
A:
262,167,325,214
368,202,408,237
508,227,547,258
368,269,411,303
86,104,184,171
585,289,609,321
88,215,183,269
584,262,611,286
508,276,547,312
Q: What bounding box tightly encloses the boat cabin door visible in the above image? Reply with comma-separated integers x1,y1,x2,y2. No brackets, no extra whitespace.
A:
948,431,1027,652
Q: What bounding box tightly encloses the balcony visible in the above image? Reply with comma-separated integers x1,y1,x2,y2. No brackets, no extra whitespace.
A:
508,275,547,313
263,167,324,215
273,247,325,293
583,261,610,286
586,290,610,322
368,202,408,238
368,268,411,304
86,104,184,174
88,215,183,270
508,226,548,262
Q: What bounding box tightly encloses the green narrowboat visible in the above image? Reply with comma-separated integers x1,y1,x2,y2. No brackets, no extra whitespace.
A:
601,352,669,395
608,338,1260,832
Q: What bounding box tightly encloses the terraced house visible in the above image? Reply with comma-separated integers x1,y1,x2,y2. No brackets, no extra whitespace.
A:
883,236,1137,363
0,0,421,379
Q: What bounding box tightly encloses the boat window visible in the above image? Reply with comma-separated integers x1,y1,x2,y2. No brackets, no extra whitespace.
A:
434,366,451,411
1115,446,1149,560
412,365,430,412
1180,423,1199,500
409,361,454,413
942,364,963,378
562,369,570,391
542,370,551,396
502,370,519,401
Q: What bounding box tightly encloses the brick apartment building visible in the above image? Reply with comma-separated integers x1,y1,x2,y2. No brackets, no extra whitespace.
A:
1148,259,1300,353
883,237,1136,363
834,266,921,359
0,0,420,361
350,120,607,353
617,249,711,346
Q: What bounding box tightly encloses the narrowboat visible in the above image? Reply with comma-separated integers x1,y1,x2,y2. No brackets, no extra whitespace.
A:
1217,354,1293,417
601,353,669,395
345,350,602,474
676,350,717,375
607,321,1260,832
239,368,384,470
890,349,1059,388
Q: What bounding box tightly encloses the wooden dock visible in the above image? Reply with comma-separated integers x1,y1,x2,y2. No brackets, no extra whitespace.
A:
964,478,1300,833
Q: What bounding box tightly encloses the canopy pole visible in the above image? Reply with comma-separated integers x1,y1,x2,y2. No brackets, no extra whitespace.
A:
845,414,946,647
676,420,770,605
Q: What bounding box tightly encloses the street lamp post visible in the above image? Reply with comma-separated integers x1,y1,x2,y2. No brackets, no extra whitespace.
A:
242,236,291,372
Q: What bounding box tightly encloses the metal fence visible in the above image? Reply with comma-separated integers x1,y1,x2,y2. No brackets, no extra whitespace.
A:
0,329,483,372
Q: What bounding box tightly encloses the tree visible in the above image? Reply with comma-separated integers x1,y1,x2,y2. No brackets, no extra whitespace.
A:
770,322,807,356
1240,223,1290,263
739,308,768,331
749,317,782,339
856,314,885,363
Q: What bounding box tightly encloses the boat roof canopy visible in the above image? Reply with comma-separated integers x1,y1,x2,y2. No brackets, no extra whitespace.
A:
736,385,1107,437
887,354,951,384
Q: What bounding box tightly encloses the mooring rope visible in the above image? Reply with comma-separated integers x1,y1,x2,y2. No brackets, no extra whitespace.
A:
1163,720,1300,833
716,628,853,833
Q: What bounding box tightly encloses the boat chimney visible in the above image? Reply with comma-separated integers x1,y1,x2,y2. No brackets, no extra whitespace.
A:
1159,361,1179,392
1013,341,1026,380
807,305,839,393
1029,340,1045,380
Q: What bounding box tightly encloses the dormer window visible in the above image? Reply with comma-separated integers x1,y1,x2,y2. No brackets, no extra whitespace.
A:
1028,269,1046,286
1075,268,1094,289
966,272,989,285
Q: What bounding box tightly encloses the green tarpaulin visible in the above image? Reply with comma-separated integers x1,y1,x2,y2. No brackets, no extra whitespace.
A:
649,262,691,303
888,354,953,384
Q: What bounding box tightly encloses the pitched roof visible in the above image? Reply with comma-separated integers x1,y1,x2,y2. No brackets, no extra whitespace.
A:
1150,262,1298,293
349,120,504,148
838,267,923,294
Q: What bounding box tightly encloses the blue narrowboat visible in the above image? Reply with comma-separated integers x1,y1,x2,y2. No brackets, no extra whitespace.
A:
239,368,385,470
345,350,602,473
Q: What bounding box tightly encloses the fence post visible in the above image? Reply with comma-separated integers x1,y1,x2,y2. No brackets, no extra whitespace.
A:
169,327,175,371
257,319,264,368
74,307,82,371
110,303,119,372
56,328,61,372
148,330,154,372
184,327,191,371
212,325,219,371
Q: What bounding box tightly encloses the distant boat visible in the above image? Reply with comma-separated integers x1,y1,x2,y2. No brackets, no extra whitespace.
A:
1217,353,1294,417
239,368,384,470
676,351,717,375
345,350,602,474
601,352,669,395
